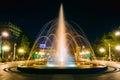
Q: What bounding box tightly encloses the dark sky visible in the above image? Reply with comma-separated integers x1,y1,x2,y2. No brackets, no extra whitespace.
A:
0,0,120,42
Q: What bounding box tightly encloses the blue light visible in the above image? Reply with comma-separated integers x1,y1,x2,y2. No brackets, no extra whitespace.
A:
39,44,46,48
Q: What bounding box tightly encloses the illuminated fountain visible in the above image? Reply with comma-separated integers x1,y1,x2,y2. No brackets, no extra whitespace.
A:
17,4,107,73
55,4,75,67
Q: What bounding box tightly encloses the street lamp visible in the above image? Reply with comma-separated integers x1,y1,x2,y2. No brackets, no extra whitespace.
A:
0,31,9,59
18,48,25,53
115,45,120,51
107,31,120,61
2,45,10,59
2,45,10,51
99,47,106,60
18,48,25,60
115,31,120,36
99,47,105,53
2,31,9,37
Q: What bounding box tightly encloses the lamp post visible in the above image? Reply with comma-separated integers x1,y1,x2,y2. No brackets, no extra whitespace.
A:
0,31,9,59
115,45,120,61
2,45,10,59
13,43,16,60
18,48,25,60
99,47,105,60
107,31,120,61
99,46,111,61
108,43,112,61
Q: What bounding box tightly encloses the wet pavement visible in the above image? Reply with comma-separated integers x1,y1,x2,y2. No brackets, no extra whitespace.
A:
0,61,120,80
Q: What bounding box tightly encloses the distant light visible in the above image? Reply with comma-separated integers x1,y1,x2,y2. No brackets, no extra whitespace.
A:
38,51,45,55
115,31,120,36
115,45,120,51
80,51,85,54
2,31,9,37
99,48,105,53
39,44,46,48
2,45,10,51
85,50,90,54
18,48,25,53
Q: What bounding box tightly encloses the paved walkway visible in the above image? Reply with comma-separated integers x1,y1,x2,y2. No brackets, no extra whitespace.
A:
0,61,120,80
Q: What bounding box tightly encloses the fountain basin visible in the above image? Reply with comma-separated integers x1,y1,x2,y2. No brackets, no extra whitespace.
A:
17,64,107,74
17,4,108,74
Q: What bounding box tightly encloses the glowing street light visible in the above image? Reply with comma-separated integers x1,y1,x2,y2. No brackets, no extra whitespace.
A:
99,47,106,60
2,45,10,51
2,45,10,59
115,31,120,36
115,45,120,51
99,47,105,53
18,48,25,55
18,48,25,54
18,48,25,60
0,31,9,59
2,31,9,37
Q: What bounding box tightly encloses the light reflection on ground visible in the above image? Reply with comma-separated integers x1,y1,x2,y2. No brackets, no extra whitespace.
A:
1,61,120,80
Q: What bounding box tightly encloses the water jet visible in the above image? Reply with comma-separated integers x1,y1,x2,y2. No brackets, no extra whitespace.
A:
17,3,107,74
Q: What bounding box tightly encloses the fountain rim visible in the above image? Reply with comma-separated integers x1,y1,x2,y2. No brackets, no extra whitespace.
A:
17,64,108,74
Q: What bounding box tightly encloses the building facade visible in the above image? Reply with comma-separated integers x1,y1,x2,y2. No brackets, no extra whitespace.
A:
0,22,22,61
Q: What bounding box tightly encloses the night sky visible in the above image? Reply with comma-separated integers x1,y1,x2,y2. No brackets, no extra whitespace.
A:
0,0,120,42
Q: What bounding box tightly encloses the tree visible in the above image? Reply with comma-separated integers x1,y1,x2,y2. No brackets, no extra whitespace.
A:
92,27,120,61
18,34,31,59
